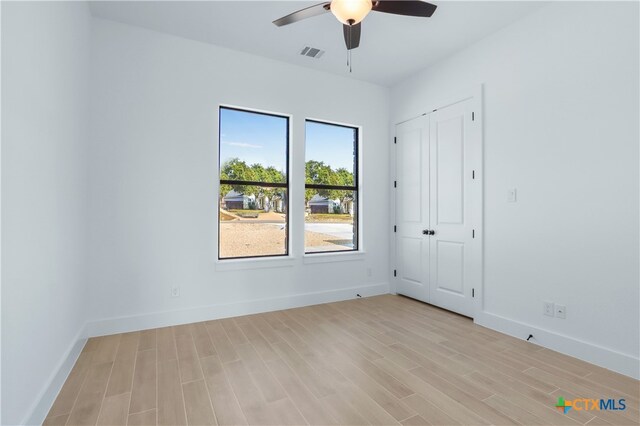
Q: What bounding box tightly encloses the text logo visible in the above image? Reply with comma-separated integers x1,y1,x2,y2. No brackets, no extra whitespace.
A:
555,397,626,414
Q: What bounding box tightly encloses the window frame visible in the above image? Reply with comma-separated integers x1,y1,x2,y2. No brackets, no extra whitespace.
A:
217,105,291,261
304,119,360,255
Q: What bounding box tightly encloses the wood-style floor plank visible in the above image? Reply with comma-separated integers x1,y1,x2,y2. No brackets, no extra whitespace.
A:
156,327,177,363
65,362,114,425
174,325,204,383
43,295,640,426
235,342,287,403
318,393,369,426
105,332,139,397
222,359,278,425
129,348,156,415
200,355,247,426
91,335,121,365
205,321,238,363
265,358,338,425
182,380,216,426
138,329,157,352
402,394,462,426
157,359,186,426
128,409,157,426
190,322,217,358
96,392,130,425
220,318,248,346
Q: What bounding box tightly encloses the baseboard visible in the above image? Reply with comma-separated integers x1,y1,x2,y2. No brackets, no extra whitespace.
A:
85,282,390,337
22,326,88,426
475,311,640,380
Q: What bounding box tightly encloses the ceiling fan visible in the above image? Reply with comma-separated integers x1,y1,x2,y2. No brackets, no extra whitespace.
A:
273,1,438,52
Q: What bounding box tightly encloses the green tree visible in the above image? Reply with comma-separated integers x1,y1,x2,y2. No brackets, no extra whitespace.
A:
220,158,286,210
304,161,354,212
220,158,256,204
305,160,334,203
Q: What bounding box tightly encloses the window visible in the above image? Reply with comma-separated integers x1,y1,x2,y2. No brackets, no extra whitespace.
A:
305,120,359,253
218,107,289,259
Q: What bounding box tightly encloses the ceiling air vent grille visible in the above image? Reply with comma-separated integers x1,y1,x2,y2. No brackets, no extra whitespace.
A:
300,46,325,59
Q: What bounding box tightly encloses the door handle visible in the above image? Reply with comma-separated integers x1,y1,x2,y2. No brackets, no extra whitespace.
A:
422,229,435,236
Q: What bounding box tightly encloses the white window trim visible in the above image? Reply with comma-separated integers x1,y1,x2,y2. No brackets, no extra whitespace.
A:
215,108,365,264
215,255,296,271
302,251,366,264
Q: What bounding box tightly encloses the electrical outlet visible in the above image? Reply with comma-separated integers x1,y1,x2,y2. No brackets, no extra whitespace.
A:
543,301,555,317
555,305,566,319
171,286,180,298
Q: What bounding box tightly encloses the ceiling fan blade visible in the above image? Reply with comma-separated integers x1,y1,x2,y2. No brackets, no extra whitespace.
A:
273,2,331,27
372,1,437,18
343,22,362,50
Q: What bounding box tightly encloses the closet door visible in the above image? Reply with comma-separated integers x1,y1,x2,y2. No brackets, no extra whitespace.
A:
428,99,475,317
395,115,430,302
395,97,477,318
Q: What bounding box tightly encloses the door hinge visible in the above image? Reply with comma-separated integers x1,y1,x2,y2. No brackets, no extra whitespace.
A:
472,229,475,238
393,270,397,277
394,225,397,233
394,180,397,188
394,137,397,144
472,111,475,121
472,288,475,298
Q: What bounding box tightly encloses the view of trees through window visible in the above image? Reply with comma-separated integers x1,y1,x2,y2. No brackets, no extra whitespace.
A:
305,120,358,253
218,107,289,259
218,108,358,259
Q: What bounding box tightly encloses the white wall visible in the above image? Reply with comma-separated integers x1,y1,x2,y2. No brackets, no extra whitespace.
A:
391,1,639,377
85,18,390,334
1,2,92,424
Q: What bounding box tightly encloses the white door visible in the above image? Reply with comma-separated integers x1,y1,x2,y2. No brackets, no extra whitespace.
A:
395,98,477,318
395,115,430,302
428,100,475,317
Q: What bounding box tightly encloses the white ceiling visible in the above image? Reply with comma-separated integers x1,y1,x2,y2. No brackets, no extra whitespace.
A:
89,1,547,86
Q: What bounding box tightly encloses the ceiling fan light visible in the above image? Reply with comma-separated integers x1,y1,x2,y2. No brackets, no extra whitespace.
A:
330,0,373,25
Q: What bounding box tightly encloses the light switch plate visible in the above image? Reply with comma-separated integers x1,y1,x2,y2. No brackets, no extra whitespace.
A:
555,305,566,319
507,188,517,203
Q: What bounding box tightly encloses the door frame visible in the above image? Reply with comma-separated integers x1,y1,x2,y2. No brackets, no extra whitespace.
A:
391,85,484,318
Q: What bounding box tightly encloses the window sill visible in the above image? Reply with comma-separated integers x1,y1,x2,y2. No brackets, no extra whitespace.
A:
215,256,296,271
303,251,366,264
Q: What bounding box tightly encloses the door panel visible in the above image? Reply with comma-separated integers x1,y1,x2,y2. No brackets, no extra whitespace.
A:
435,240,465,295
395,116,429,302
400,128,423,223
400,238,422,284
429,99,474,317
436,116,464,224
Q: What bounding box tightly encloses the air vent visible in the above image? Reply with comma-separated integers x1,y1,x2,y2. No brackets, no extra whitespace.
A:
300,46,325,59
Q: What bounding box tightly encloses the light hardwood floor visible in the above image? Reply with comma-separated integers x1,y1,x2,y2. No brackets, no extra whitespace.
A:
45,295,639,425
